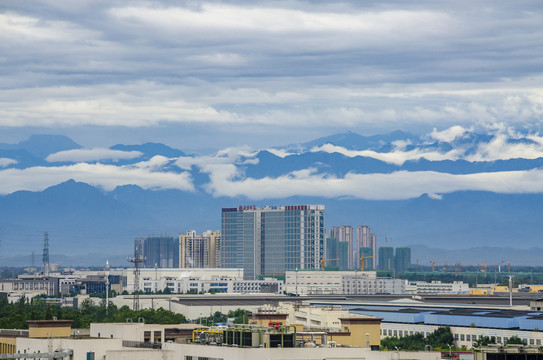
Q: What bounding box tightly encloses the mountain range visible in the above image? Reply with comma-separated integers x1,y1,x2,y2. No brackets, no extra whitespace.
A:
1,128,542,266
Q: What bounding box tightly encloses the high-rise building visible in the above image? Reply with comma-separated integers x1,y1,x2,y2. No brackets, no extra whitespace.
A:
357,225,377,270
370,233,377,269
221,205,325,279
134,236,179,268
394,247,411,273
325,237,339,268
329,225,354,270
359,247,373,270
337,241,349,271
179,230,221,268
378,247,394,271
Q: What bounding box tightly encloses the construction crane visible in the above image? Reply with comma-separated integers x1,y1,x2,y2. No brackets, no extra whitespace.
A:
455,262,462,274
479,263,487,278
430,260,436,272
321,258,340,270
360,255,374,271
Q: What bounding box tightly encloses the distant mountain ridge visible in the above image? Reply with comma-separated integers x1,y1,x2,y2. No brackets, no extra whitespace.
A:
1,129,543,266
0,134,81,158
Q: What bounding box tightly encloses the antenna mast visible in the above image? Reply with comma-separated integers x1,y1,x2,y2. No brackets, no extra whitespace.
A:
42,232,50,275
128,248,144,311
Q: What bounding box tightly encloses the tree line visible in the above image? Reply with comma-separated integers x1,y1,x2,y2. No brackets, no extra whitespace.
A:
0,295,187,329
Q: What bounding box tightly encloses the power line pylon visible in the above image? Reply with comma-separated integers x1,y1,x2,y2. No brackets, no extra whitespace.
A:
128,248,144,311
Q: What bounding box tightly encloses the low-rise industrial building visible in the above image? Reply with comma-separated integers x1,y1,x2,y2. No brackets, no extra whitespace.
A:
0,319,441,360
285,270,406,295
406,280,469,295
332,300,543,348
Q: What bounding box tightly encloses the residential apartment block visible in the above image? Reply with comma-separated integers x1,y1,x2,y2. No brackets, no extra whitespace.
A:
179,230,221,269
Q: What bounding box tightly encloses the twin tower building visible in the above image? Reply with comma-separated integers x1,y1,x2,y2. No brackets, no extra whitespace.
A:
136,205,407,280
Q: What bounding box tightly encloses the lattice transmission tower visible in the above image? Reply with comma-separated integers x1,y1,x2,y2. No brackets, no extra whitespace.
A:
128,248,144,311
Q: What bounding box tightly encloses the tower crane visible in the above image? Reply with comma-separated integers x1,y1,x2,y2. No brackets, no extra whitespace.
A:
321,258,340,271
360,255,374,271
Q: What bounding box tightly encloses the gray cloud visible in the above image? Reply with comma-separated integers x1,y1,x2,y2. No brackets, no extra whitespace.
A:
1,1,542,140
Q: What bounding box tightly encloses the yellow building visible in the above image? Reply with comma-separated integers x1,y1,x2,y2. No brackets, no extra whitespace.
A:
470,288,492,295
0,336,16,354
328,317,382,348
26,320,73,338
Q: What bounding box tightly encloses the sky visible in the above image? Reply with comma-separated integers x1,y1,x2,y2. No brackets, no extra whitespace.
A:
1,0,542,151
3,1,543,258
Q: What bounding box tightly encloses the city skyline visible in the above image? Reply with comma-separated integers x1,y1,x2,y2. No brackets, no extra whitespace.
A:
1,1,542,263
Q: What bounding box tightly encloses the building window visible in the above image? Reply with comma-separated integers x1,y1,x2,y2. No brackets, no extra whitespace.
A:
466,335,471,341
460,334,465,341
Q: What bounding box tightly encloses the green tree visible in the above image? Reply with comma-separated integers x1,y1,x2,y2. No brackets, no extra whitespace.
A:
45,305,53,320
505,336,526,345
381,327,454,351
474,336,496,348
228,308,250,324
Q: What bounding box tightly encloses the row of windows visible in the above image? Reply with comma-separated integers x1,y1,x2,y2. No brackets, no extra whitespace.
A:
382,329,543,346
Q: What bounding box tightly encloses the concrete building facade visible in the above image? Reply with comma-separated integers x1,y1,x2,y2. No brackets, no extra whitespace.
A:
179,230,221,269
285,270,406,295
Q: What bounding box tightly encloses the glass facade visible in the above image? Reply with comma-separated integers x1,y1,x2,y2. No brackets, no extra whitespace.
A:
222,205,325,279
359,247,374,271
135,236,179,268
394,247,411,273
378,247,394,271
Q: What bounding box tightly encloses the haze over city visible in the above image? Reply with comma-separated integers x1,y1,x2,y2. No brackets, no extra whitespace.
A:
1,1,543,264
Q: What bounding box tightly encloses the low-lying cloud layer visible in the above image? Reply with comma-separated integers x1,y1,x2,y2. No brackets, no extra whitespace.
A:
2,126,543,200
0,158,193,195
46,148,143,162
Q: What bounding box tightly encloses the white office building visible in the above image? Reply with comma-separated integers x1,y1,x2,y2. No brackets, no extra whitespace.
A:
285,270,406,295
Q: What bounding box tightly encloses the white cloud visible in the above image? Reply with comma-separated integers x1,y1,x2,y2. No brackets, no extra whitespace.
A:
429,125,471,142
310,144,463,166
0,158,18,167
46,148,142,162
176,146,258,170
466,132,543,162
0,162,194,195
203,167,543,200
264,148,296,158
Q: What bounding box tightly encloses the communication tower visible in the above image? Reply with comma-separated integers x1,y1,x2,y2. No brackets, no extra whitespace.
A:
128,249,144,311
